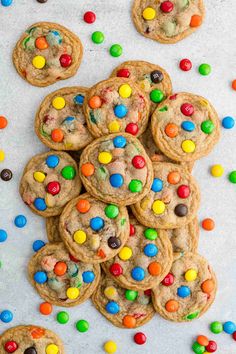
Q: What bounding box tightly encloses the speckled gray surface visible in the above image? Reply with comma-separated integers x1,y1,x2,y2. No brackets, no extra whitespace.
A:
0,0,236,353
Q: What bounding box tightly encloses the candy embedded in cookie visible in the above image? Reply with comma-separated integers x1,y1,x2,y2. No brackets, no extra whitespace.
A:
0,325,64,353
152,253,217,322
131,162,200,229
151,93,220,162
132,0,205,44
28,243,100,307
59,193,130,263
92,273,155,328
20,151,81,217
83,78,150,137
13,22,83,87
102,215,173,290
35,87,93,151
46,215,61,243
79,134,153,206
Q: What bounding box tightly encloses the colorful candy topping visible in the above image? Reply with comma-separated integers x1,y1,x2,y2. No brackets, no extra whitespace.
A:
192,334,217,354
84,11,96,24
179,58,192,72
201,218,215,231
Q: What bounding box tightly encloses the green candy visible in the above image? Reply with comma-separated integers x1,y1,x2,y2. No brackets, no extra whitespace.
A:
150,89,164,103
185,310,200,320
229,171,236,183
199,63,212,76
128,179,143,193
110,44,123,57
159,106,168,112
91,31,104,44
76,319,89,332
105,204,119,219
22,36,35,50
89,111,97,124
201,120,215,134
192,342,205,354
144,228,158,240
125,290,138,301
61,166,76,180
57,311,69,324
210,321,223,334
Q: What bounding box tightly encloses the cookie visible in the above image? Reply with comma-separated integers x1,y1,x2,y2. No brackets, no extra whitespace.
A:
46,216,61,243
13,22,83,87
19,151,81,217
28,243,100,307
110,60,172,113
151,92,220,162
59,193,130,263
102,215,173,290
83,77,150,137
79,133,153,206
132,0,205,44
92,273,155,328
35,87,93,151
152,252,217,322
131,162,200,228
0,325,64,353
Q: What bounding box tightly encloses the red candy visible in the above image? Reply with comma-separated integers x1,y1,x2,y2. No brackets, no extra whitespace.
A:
179,58,192,71
177,185,190,198
132,155,146,169
160,1,174,12
205,340,217,352
161,273,174,286
69,254,79,262
47,181,60,196
233,331,236,341
59,54,72,68
83,11,96,24
125,123,139,135
4,341,18,353
144,289,152,296
130,224,135,236
181,103,194,116
109,263,123,276
117,68,130,78
134,332,147,345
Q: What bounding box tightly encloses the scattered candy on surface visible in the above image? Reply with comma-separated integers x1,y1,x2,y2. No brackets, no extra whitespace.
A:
39,302,52,316
1,0,13,6
57,311,69,324
229,170,236,183
198,63,211,76
232,79,236,91
92,31,105,44
14,214,27,228
201,218,215,231
76,319,89,332
223,321,236,334
110,44,123,57
134,332,147,345
210,321,223,334
210,164,224,178
32,240,45,252
0,229,8,243
84,11,96,24
222,116,235,129
0,168,13,181
179,58,192,71
104,340,117,353
0,310,13,323
0,115,8,129
0,149,5,162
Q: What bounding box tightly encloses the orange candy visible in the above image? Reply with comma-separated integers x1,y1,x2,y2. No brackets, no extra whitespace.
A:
97,249,106,258
30,327,45,339
167,171,181,184
122,315,137,328
201,279,214,294
39,302,53,316
165,123,178,138
231,79,236,91
0,116,8,129
202,218,215,231
190,15,203,27
165,300,179,312
81,163,95,177
89,96,102,109
54,261,67,276
35,36,49,50
197,335,209,346
148,261,162,276
76,199,91,213
51,128,64,142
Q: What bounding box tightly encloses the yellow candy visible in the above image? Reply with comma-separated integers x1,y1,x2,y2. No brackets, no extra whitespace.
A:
74,230,87,244
66,287,80,299
104,340,117,354
139,79,151,92
33,171,46,183
140,197,150,210
152,200,165,214
118,246,132,261
52,96,66,110
200,99,209,107
0,150,5,162
104,286,118,300
45,344,59,354
118,84,132,98
32,55,46,69
98,151,112,164
142,7,156,20
211,164,224,177
185,269,198,281
108,120,120,133
45,193,56,207
181,140,196,153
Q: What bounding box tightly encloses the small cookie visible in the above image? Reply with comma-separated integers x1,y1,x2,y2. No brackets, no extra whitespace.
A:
84,77,150,137
92,273,155,328
132,0,205,44
28,243,100,307
46,216,61,243
131,162,200,228
152,252,217,322
59,193,130,263
79,133,153,206
110,60,172,113
35,87,93,151
151,92,220,162
102,215,173,290
13,22,83,87
0,325,64,353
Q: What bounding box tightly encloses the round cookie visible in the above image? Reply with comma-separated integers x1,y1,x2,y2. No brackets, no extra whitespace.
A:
79,133,153,206
0,325,64,353
131,162,200,229
152,252,217,322
46,216,61,243
59,193,130,263
110,60,172,113
151,92,220,162
35,87,93,151
102,215,173,290
84,77,150,137
13,22,83,87
92,273,155,328
132,0,205,44
28,243,100,307
20,151,81,217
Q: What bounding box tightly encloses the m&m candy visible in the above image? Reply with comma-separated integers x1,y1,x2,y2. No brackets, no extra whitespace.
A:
143,244,158,257
106,301,120,314
211,164,224,177
129,179,142,193
98,151,112,164
160,1,174,13
32,55,46,69
104,340,117,354
109,263,123,276
210,321,223,334
150,89,164,103
105,204,119,219
4,341,18,352
222,116,235,129
125,122,138,135
181,120,195,131
84,11,96,24
151,178,163,192
66,287,79,299
110,44,123,57
201,120,215,134
91,31,104,44
134,332,147,345
0,310,13,323
113,136,126,148
0,168,13,181
152,200,165,214
34,271,47,284
45,344,59,354
57,311,69,324
0,229,8,243
192,341,205,354
205,340,217,352
90,217,104,231
46,155,59,168
162,273,174,286
39,302,52,315
119,84,132,98
125,290,138,301
82,270,95,283
61,166,76,180
199,63,211,76
179,58,192,71
14,214,27,228
131,266,145,281
118,246,132,260
0,115,8,129
132,155,146,169
185,269,197,281
142,7,156,20
33,240,45,252
229,170,236,183
201,218,215,231
177,285,191,298
34,198,47,211
223,321,236,334
114,104,128,118
144,228,158,241
76,319,89,332
74,230,87,244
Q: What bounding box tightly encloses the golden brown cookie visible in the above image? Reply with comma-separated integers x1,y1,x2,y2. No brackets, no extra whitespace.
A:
132,0,205,44
28,243,100,307
13,22,83,87
152,252,217,322
46,216,61,243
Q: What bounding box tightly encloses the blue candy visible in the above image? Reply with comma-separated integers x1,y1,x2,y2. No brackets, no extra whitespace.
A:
82,271,95,283
143,244,158,257
223,321,236,334
113,136,127,148
109,174,124,188
1,0,13,7
177,285,191,298
131,266,145,281
0,229,8,243
14,215,27,228
63,116,76,124
34,271,48,284
151,178,163,192
74,94,85,105
0,310,13,323
46,155,60,168
114,104,128,118
46,30,62,46
34,198,47,211
33,240,46,252
181,120,195,132
105,301,120,314
222,116,235,129
90,217,104,231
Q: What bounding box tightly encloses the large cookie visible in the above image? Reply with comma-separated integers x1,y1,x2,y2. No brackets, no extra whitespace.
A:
151,92,220,162
110,60,172,113
0,325,64,354
131,162,200,228
79,133,153,206
132,0,205,44
92,273,155,328
59,193,130,263
102,215,173,290
46,216,61,243
13,22,83,87
83,78,150,137
35,87,93,151
152,253,217,322
28,243,100,307
19,151,81,217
